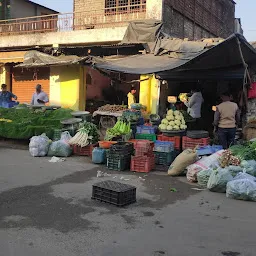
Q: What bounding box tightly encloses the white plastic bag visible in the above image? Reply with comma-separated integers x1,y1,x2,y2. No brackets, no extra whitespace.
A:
226,179,256,201
233,172,256,182
240,160,256,177
48,140,72,157
60,131,72,143
207,168,233,193
186,150,224,182
29,133,51,157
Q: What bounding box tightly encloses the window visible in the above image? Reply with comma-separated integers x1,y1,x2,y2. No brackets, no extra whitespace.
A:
105,0,146,14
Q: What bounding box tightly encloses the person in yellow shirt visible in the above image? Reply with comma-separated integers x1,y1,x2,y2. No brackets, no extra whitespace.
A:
127,85,136,109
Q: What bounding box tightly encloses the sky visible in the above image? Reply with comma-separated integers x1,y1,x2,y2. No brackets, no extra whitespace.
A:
31,0,256,41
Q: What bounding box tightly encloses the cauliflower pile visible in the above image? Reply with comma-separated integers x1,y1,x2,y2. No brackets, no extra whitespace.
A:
159,110,187,131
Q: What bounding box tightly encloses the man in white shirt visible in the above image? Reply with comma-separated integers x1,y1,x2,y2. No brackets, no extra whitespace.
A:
31,84,49,105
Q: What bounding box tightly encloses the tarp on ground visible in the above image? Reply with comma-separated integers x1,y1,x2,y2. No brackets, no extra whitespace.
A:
15,50,91,68
94,34,256,75
120,19,163,44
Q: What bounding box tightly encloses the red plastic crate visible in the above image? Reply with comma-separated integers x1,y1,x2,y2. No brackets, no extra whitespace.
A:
73,144,96,156
130,155,155,173
157,134,181,151
129,139,154,156
182,137,210,150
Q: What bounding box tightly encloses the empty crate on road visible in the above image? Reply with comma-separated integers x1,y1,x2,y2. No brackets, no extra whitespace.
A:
92,180,136,207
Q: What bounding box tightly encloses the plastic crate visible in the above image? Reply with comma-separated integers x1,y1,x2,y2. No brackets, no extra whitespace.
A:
92,180,136,207
154,151,176,166
131,155,155,173
109,142,134,155
154,141,174,153
129,139,154,156
196,145,223,156
53,129,62,141
73,144,96,156
182,136,210,150
106,153,131,171
135,133,157,142
136,125,157,134
157,134,181,151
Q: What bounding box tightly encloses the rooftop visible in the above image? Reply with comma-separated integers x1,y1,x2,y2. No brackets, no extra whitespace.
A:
25,0,59,14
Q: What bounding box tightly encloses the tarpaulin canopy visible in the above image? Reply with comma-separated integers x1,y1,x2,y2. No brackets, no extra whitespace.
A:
120,19,163,44
94,34,256,76
15,50,90,68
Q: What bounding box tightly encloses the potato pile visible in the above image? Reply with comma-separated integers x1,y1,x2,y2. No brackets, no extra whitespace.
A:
159,110,187,131
98,104,127,112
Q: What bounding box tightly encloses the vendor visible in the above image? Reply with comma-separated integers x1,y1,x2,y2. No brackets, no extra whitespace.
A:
0,84,17,107
31,84,49,106
127,85,136,109
214,92,240,149
184,86,204,119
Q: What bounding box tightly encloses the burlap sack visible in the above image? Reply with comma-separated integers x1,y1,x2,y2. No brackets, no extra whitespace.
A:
243,123,256,141
168,149,197,176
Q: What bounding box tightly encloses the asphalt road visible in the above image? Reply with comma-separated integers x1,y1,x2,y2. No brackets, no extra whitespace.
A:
0,148,255,256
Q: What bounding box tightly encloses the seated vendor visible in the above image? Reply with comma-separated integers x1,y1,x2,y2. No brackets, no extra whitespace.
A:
0,84,17,107
127,85,136,109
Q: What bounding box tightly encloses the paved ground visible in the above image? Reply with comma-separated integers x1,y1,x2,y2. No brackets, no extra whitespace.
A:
0,147,255,256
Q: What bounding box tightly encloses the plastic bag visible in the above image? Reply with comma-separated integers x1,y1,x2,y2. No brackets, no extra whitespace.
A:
225,166,243,177
240,160,256,177
61,131,72,143
197,169,213,188
168,149,197,176
186,150,224,182
233,172,256,182
226,179,256,201
207,168,233,193
48,140,73,157
29,133,51,157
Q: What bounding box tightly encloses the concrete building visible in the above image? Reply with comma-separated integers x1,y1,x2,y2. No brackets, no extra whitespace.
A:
0,0,58,20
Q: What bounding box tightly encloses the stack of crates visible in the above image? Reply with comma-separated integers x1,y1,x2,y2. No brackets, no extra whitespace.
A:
130,140,155,173
154,141,176,166
107,142,134,171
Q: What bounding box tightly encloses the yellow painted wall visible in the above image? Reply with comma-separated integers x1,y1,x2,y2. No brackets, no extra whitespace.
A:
139,74,160,114
50,65,86,111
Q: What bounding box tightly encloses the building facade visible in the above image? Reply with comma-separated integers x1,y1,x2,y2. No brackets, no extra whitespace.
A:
74,0,235,39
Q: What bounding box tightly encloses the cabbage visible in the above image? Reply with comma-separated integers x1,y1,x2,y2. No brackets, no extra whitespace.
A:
175,115,182,121
161,119,169,125
181,119,185,125
180,124,187,130
169,121,175,126
166,115,174,121
174,110,180,116
167,110,174,116
175,119,181,125
173,125,179,130
159,124,167,130
167,125,173,131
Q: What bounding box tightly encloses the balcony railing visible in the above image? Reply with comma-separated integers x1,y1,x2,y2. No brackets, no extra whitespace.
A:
0,4,147,36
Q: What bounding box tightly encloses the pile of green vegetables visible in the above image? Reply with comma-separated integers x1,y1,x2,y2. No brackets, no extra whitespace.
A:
0,107,72,139
105,117,131,141
229,141,256,160
69,122,99,147
122,110,141,122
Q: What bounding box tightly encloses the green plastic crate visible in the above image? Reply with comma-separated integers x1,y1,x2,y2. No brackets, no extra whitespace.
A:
135,133,157,142
154,151,176,166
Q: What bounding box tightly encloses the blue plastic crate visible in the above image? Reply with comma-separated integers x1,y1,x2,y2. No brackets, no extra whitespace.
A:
136,125,157,134
154,141,174,153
